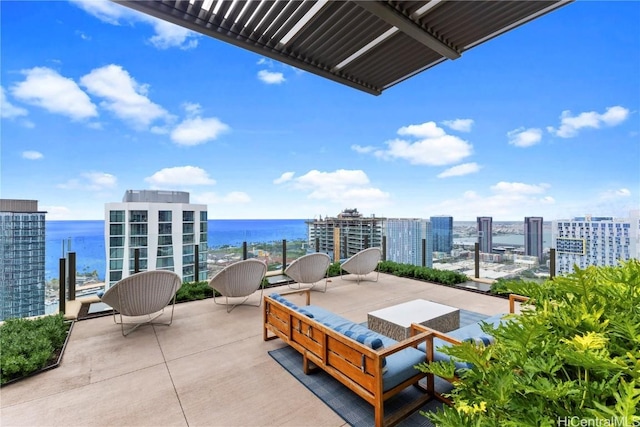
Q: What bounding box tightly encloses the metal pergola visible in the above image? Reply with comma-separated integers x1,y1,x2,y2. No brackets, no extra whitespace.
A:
115,0,572,95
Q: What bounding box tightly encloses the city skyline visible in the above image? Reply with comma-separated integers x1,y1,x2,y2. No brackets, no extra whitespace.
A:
1,1,638,221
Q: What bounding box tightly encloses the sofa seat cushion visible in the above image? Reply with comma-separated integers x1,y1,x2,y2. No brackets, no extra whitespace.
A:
304,305,426,391
418,314,506,371
269,293,315,318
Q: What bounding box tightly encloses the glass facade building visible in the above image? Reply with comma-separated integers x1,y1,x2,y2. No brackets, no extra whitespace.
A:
0,199,46,320
386,218,432,267
105,190,208,287
431,216,453,254
477,217,493,254
524,217,544,263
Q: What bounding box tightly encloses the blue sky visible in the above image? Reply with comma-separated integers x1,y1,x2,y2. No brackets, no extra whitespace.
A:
1,1,638,221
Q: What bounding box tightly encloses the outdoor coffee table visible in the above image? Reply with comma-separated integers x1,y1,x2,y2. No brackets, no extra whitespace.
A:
367,299,460,341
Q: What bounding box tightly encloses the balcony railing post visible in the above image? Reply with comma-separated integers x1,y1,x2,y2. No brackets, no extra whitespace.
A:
342,235,347,259
68,252,76,301
382,236,386,261
550,248,556,279
59,258,66,314
242,242,248,260
134,248,140,273
315,237,319,253
194,244,199,282
364,235,369,249
421,239,426,267
474,243,480,279
282,239,287,274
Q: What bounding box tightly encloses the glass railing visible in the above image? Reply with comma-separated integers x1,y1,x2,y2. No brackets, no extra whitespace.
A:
29,221,561,321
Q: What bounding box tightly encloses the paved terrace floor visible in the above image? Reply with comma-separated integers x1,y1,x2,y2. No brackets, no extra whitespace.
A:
1,273,514,427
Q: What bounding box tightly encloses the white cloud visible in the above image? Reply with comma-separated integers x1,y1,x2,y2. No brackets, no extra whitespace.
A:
274,172,295,184
40,205,73,221
490,182,549,194
58,172,117,190
145,166,216,187
548,106,630,138
182,102,202,117
397,122,445,139
170,116,230,146
599,188,631,200
11,67,98,120
71,0,199,50
427,181,555,219
507,127,543,147
257,58,274,66
1,86,29,119
441,118,474,132
194,191,251,205
258,70,286,84
351,144,376,154
148,18,199,50
22,151,43,160
80,64,169,129
372,121,473,166
289,169,390,207
437,163,481,178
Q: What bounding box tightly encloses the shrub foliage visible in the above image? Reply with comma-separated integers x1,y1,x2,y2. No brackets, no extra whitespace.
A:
418,260,640,425
0,314,70,385
377,260,469,285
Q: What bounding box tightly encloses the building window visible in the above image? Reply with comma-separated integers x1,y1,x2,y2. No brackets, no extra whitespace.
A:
130,223,148,236
158,235,173,245
110,210,125,222
130,210,148,223
110,224,124,236
183,211,194,222
159,210,172,222
158,223,172,234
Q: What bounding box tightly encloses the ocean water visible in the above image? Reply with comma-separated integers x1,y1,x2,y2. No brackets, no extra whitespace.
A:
45,219,309,281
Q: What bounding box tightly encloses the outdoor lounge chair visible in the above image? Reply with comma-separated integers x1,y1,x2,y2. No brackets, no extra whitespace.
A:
208,259,267,313
101,270,182,336
285,253,331,293
340,247,382,284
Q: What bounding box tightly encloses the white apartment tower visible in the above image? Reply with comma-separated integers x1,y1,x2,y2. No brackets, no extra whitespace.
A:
552,211,640,275
105,190,208,287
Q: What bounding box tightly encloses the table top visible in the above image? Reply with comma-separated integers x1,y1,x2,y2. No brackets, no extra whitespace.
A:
367,299,459,328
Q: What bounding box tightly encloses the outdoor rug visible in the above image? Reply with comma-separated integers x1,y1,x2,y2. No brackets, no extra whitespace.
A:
268,309,489,427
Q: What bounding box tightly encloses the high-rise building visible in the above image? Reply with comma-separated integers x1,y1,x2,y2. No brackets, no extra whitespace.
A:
307,208,384,261
524,217,544,262
0,199,46,320
431,215,453,254
104,190,208,287
386,218,432,267
552,211,640,275
476,216,493,254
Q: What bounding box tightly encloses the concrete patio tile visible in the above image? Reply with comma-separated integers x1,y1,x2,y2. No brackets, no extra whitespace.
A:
1,364,186,427
166,337,344,427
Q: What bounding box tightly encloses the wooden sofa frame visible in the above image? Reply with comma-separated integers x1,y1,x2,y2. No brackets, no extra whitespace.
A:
263,289,435,427
411,293,530,405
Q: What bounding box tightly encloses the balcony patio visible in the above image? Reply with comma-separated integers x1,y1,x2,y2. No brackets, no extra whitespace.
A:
1,273,514,426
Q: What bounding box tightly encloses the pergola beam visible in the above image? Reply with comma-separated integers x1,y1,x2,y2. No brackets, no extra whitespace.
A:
352,0,461,60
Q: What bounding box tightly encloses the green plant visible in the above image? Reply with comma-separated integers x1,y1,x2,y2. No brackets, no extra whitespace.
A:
417,260,640,425
0,314,70,385
377,261,469,286
175,281,214,302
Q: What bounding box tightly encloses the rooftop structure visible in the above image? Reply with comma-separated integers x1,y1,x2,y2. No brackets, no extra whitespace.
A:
115,0,571,95
0,275,512,425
